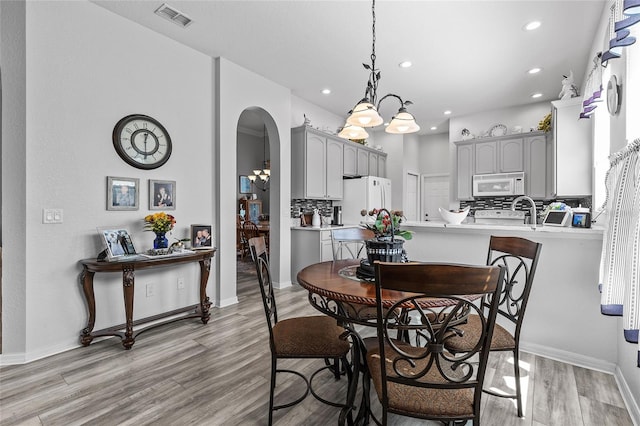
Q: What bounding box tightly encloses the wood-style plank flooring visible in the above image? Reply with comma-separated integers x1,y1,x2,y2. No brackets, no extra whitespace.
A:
0,259,633,426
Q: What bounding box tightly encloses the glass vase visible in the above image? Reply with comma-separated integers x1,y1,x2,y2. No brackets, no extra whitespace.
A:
153,232,169,249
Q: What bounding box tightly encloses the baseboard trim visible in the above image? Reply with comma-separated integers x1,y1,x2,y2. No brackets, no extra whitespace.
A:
520,341,617,373
614,366,640,426
273,280,292,290
217,296,239,308
0,340,78,366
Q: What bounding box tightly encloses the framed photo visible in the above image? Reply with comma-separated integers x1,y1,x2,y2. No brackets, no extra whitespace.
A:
190,224,213,249
98,227,137,260
107,177,139,211
149,179,176,210
239,175,252,194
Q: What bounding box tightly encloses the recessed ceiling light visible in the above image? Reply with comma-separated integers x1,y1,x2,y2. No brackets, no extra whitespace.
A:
399,61,412,68
524,21,541,31
444,110,452,115
321,88,331,95
528,67,542,74
531,93,543,98
430,126,437,130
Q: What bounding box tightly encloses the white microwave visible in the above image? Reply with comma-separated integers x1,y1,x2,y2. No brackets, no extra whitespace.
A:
472,172,525,197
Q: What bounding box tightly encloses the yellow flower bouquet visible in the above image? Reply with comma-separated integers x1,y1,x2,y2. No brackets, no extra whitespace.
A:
143,212,176,234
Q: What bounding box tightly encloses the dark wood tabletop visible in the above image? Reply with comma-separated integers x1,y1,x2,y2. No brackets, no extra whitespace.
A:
297,259,473,309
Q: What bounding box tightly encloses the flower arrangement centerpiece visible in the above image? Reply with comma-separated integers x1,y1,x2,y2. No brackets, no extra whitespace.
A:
359,208,412,267
143,212,176,249
360,208,413,241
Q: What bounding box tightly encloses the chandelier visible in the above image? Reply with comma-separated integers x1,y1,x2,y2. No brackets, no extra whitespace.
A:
248,125,270,191
338,0,419,140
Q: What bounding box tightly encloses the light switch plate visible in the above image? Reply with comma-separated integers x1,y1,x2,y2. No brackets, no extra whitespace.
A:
43,208,63,224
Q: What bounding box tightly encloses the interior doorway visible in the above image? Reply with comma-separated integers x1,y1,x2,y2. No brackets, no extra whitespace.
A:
421,174,450,222
405,172,420,221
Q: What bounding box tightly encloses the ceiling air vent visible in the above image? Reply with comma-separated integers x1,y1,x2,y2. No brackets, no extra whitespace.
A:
154,3,193,28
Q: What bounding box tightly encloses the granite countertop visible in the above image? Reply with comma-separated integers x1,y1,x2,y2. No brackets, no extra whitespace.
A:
402,220,604,237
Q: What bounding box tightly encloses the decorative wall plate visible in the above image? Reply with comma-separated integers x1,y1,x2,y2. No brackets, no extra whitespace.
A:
489,124,507,137
607,75,621,116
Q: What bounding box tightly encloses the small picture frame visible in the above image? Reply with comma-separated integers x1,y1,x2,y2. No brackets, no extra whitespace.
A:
239,175,252,194
107,177,139,211
190,224,213,249
149,179,176,210
98,227,137,260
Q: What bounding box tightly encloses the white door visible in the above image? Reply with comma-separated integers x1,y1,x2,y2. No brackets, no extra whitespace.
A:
422,174,450,222
405,172,419,221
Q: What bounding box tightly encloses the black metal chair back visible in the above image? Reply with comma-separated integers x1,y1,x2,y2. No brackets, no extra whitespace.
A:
369,261,505,425
249,236,277,350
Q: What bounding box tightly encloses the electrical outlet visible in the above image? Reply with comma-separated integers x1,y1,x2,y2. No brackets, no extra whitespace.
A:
146,283,155,297
177,277,185,290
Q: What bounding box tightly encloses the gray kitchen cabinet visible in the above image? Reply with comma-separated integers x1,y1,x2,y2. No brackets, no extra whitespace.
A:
291,228,334,280
368,151,379,177
378,154,387,178
550,98,592,196
500,138,524,172
475,141,498,174
456,142,474,200
524,134,547,199
291,126,344,200
343,143,358,176
475,138,523,174
357,148,369,176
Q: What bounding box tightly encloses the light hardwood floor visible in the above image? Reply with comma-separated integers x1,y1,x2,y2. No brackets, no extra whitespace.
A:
0,260,633,426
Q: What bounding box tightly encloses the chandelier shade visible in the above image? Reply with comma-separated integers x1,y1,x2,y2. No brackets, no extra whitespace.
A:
346,100,384,127
338,124,370,140
385,108,420,134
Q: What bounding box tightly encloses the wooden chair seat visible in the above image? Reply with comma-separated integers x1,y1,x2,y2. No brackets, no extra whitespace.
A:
273,316,350,358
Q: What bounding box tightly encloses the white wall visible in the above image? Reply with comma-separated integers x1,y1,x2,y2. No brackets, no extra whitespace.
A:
290,95,343,132
2,1,213,362
216,58,291,301
1,0,27,355
419,132,450,175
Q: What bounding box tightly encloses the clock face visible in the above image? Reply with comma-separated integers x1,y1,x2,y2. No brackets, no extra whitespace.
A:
112,114,172,169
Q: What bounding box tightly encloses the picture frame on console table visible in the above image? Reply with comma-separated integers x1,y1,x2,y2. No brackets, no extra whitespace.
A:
191,224,213,249
97,227,137,260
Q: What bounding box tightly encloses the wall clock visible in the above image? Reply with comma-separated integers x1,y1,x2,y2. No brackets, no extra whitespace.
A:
112,114,172,169
607,75,621,116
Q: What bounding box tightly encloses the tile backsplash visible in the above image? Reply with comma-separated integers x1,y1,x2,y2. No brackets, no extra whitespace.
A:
460,196,592,220
291,199,333,217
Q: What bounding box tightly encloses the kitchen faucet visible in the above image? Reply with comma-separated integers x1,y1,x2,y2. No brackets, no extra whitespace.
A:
511,195,537,229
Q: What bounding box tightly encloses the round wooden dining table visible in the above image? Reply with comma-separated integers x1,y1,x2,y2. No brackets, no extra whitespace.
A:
296,259,478,425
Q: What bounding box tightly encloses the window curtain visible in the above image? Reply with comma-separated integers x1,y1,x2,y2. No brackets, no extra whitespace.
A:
599,138,640,366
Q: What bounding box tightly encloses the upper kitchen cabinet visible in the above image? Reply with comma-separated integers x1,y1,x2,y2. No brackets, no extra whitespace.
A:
474,138,523,174
291,126,344,200
343,138,387,178
456,141,474,200
550,98,592,197
523,133,548,199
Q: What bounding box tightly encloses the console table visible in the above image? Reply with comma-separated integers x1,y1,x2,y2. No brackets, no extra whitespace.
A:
79,249,216,349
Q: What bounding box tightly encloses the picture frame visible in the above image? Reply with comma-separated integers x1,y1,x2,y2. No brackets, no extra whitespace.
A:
107,177,139,211
97,227,137,260
239,175,252,194
190,224,213,249
149,179,176,210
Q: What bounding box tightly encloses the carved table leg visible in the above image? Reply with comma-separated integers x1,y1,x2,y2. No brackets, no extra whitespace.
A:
80,268,96,346
199,256,212,324
122,266,135,349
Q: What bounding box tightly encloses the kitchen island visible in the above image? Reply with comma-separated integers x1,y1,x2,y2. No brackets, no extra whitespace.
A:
401,221,616,371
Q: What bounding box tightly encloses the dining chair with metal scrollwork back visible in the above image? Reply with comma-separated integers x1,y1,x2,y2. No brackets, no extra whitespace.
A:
242,221,260,261
364,261,505,426
331,227,375,261
444,236,542,418
248,236,352,425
